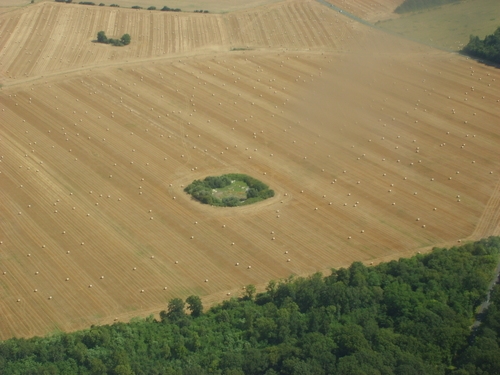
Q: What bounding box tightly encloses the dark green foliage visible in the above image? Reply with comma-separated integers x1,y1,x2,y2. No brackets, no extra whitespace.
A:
109,3,119,6
131,5,142,9
78,1,96,5
121,34,131,45
147,6,156,10
394,0,459,14
0,238,499,374
193,10,209,13
184,173,275,207
95,31,131,47
161,6,181,12
97,31,107,43
455,283,500,373
54,0,72,3
186,296,203,317
462,27,500,64
99,3,105,6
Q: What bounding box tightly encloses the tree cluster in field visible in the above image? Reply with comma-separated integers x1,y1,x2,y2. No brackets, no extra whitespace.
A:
96,31,131,47
193,10,209,13
394,0,459,14
184,173,275,207
0,237,499,374
161,6,181,12
462,27,500,64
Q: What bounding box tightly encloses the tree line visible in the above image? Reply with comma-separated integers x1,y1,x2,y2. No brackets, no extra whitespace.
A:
53,1,185,12
0,237,499,374
462,26,500,64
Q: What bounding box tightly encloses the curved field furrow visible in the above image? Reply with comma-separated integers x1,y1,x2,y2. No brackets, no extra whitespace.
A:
471,178,500,240
0,0,356,84
325,0,403,22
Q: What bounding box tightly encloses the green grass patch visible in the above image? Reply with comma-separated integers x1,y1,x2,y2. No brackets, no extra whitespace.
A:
184,173,274,207
394,0,459,14
377,0,500,51
213,180,248,200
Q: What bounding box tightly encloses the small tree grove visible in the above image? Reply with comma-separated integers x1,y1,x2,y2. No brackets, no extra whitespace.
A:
95,31,131,46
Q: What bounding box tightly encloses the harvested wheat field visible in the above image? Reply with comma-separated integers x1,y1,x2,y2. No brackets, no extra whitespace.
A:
0,0,499,339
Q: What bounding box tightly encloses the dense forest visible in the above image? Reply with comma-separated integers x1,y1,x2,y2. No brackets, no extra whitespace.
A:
394,0,459,14
462,27,500,64
0,237,499,374
456,283,500,375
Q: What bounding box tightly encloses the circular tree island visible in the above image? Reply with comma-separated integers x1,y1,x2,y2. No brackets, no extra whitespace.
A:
184,174,274,207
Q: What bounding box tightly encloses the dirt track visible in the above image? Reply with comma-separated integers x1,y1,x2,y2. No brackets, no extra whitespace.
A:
0,0,499,339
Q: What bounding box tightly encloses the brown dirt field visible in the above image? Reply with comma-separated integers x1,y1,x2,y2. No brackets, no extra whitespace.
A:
0,0,355,84
1,0,500,339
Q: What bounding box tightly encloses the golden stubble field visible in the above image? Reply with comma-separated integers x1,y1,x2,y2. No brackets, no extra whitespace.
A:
1,0,500,339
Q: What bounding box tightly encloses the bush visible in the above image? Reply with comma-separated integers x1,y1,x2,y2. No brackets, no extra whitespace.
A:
99,2,105,6
97,30,107,43
110,3,119,6
121,33,131,45
147,6,156,10
131,5,142,9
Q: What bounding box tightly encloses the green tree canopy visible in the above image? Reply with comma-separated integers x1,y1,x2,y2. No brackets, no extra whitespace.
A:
186,295,203,317
97,30,107,43
121,33,131,45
